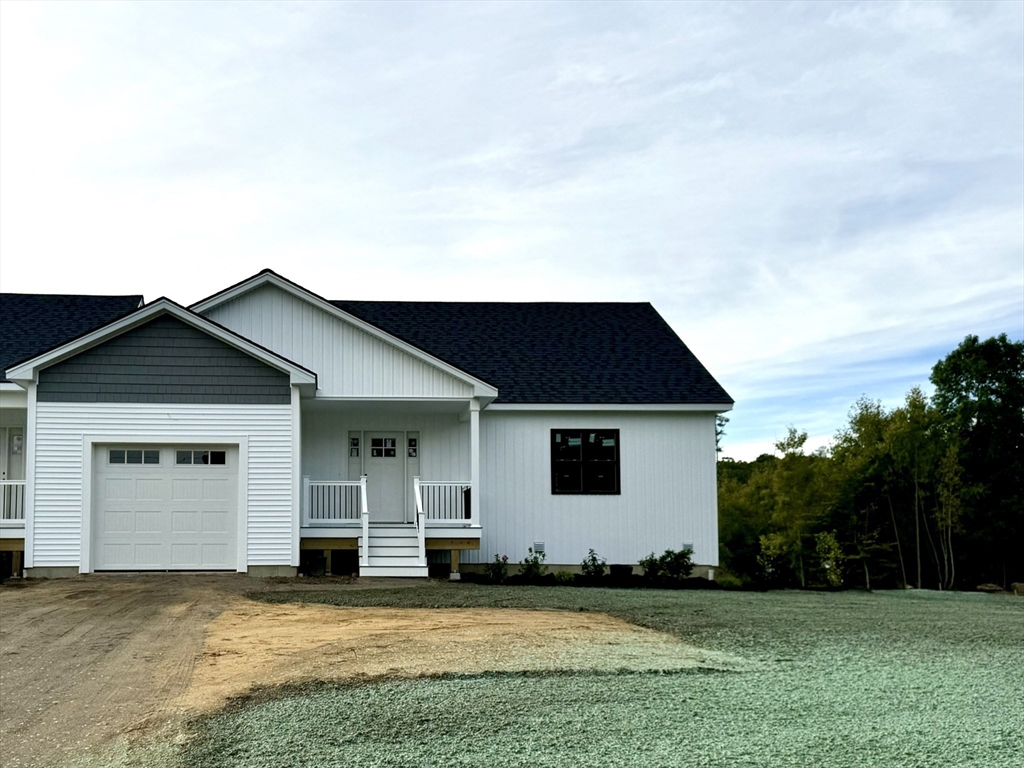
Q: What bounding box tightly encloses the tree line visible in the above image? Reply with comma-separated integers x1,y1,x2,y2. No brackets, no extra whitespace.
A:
717,334,1023,591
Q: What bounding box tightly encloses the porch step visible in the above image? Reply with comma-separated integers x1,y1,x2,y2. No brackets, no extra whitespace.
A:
367,535,418,546
359,565,429,578
363,546,420,557
367,556,427,568
359,524,426,578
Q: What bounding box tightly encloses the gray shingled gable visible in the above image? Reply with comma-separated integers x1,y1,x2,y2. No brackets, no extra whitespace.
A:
36,314,291,404
1,293,143,382
331,300,733,405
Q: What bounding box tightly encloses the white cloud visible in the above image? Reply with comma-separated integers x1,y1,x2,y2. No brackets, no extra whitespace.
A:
1,1,1020,452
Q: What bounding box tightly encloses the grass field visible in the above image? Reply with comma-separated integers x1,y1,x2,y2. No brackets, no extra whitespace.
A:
181,585,1022,768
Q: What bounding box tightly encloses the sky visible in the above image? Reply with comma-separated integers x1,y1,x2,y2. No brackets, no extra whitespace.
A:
1,1,1021,460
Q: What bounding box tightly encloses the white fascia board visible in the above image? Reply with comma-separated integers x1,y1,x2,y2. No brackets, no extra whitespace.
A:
190,271,499,400
4,299,318,389
485,403,734,412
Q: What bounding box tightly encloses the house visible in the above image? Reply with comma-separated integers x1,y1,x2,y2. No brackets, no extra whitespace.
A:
0,270,733,579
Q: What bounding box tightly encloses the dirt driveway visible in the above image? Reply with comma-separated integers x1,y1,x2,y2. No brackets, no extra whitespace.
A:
0,575,738,768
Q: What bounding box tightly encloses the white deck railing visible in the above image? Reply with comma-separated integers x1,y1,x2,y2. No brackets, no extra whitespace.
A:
413,478,427,565
415,479,472,522
302,476,367,526
1,481,25,522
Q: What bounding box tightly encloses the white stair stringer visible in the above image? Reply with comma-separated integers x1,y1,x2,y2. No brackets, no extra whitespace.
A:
359,523,427,578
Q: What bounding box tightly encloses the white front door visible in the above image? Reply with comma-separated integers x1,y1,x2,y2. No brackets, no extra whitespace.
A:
365,432,405,522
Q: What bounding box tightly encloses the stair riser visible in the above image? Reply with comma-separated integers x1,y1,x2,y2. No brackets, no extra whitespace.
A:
366,561,424,569
359,566,429,578
363,548,420,558
366,537,419,547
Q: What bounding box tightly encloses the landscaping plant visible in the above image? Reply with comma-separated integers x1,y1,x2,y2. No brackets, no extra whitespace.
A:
640,547,694,587
483,554,509,584
580,548,607,579
519,547,547,582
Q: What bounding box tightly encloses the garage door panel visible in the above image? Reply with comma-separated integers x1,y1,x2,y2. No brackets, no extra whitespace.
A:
94,445,238,571
171,511,200,533
136,479,166,501
104,511,135,533
134,543,164,567
172,479,202,501
202,511,229,533
201,543,228,565
102,543,133,566
203,479,230,500
136,511,165,533
105,478,134,500
171,543,200,567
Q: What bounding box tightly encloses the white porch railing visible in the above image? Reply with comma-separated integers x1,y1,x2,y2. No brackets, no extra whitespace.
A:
302,476,367,526
413,478,427,565
415,479,472,522
1,481,25,522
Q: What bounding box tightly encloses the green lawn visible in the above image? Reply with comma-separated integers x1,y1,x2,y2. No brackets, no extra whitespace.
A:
181,585,1022,768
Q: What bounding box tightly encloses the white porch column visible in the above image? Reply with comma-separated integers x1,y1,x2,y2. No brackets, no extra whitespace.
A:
469,398,480,526
23,381,36,569
291,384,302,568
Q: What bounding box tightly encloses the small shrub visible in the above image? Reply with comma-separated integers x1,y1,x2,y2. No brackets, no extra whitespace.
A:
640,546,694,587
519,547,548,581
483,554,509,584
554,570,575,585
580,548,607,579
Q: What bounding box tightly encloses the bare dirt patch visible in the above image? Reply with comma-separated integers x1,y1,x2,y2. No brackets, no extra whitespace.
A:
0,575,741,768
178,602,744,715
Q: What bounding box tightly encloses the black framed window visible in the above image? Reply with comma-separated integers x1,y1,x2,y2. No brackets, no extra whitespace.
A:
551,429,620,495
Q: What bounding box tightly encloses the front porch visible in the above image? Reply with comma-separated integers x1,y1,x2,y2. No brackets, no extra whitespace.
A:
298,398,482,578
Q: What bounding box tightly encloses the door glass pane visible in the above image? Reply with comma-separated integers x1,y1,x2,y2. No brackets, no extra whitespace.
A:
210,451,226,465
109,449,125,464
143,450,160,464
176,451,192,465
126,450,143,464
195,451,210,465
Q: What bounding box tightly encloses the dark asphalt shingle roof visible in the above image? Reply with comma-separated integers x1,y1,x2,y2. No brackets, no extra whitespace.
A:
1,293,143,381
332,300,732,405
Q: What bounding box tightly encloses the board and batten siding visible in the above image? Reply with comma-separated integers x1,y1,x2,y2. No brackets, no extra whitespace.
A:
302,407,469,482
202,284,474,399
32,403,293,568
470,411,719,567
37,315,291,404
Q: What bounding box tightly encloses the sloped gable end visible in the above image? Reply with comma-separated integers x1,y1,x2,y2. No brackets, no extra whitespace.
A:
201,282,476,399
37,314,291,404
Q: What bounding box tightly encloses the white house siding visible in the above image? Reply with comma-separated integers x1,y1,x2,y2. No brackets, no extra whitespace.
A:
32,402,292,568
471,411,719,567
302,406,469,482
202,284,475,399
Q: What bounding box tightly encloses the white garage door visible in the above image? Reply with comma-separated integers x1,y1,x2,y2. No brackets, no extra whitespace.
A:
93,445,238,570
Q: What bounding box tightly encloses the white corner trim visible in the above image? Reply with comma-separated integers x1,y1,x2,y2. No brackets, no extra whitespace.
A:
23,382,36,569
291,385,301,568
485,403,734,412
189,271,498,399
4,299,317,388
78,434,250,575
